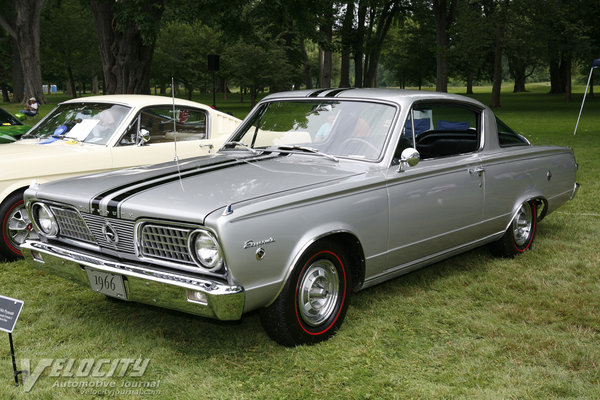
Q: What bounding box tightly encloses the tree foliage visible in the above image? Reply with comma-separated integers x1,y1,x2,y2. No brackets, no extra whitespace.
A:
1,0,600,103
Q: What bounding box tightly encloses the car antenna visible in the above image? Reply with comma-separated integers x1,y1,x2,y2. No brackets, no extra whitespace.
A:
171,77,184,191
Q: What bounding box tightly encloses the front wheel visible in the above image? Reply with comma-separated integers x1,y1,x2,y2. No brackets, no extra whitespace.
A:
0,190,36,261
490,200,537,258
260,241,351,346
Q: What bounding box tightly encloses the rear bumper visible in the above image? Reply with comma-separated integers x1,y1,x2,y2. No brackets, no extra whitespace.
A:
570,182,580,200
21,240,245,321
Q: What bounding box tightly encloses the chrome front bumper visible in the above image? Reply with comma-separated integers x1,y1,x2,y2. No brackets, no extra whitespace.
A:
21,240,245,321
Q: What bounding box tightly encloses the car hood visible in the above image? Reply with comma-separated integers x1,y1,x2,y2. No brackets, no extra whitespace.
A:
0,139,109,181
28,153,366,223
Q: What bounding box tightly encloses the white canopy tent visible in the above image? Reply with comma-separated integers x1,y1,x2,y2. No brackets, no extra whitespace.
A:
573,58,600,135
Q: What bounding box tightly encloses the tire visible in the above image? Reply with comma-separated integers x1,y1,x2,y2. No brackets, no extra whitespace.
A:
0,190,34,261
490,200,537,258
260,241,351,346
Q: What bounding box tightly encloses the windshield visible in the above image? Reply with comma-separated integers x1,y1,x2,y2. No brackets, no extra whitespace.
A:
0,108,22,126
227,100,397,161
24,103,130,145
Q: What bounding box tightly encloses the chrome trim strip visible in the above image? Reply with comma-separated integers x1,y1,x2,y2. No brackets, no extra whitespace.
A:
570,182,580,200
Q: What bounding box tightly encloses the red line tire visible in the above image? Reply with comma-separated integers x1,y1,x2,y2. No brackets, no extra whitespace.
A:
490,200,537,258
1,190,30,261
260,240,351,346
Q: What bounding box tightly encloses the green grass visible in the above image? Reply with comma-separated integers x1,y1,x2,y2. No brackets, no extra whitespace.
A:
1,84,600,399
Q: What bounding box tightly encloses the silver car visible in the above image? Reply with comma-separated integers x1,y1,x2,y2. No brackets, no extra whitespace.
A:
22,89,579,346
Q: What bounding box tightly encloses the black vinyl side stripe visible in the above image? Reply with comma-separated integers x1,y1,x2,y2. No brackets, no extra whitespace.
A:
104,155,278,217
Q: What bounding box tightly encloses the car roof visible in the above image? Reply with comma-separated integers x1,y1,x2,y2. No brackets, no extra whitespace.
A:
262,88,486,109
59,94,215,111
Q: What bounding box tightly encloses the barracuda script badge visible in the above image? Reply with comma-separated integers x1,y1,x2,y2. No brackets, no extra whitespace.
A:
243,237,275,249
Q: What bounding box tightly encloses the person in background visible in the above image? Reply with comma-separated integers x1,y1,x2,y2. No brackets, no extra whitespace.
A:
21,97,38,117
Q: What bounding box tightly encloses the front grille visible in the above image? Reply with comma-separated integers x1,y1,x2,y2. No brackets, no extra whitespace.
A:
81,214,135,254
139,224,194,265
51,206,95,243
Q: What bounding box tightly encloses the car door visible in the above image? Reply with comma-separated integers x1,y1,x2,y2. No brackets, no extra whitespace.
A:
382,101,487,274
110,105,212,169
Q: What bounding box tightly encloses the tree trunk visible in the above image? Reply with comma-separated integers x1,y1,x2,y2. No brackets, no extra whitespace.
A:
353,2,367,88
11,39,24,103
318,10,333,89
67,65,77,98
490,0,508,108
0,1,47,103
466,72,473,94
433,0,456,93
300,38,313,89
339,0,354,87
90,0,164,94
92,75,99,94
1,83,9,102
363,2,399,88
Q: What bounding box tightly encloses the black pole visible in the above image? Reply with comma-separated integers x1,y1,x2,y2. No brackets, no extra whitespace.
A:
9,333,19,386
212,70,216,109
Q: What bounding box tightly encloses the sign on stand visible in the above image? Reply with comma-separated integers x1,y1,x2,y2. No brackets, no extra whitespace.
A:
0,295,25,386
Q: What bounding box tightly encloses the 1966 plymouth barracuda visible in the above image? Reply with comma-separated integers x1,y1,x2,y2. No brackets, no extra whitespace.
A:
0,95,241,260
21,89,578,346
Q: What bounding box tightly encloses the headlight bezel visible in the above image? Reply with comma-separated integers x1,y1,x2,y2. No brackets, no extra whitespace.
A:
31,202,59,237
188,229,223,272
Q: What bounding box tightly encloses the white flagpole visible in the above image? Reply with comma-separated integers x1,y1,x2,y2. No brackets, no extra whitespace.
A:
574,67,595,135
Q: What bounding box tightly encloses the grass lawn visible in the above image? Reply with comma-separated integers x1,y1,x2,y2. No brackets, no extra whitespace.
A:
1,84,599,399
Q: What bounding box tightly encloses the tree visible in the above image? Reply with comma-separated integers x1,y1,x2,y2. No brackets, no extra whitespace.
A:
90,0,165,94
41,0,100,97
152,22,222,99
222,35,293,106
432,0,458,92
0,0,47,103
490,0,510,108
381,14,436,89
449,1,494,94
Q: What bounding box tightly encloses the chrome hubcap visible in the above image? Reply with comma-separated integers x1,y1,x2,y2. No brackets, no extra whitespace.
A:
297,259,339,326
6,203,36,250
513,203,533,247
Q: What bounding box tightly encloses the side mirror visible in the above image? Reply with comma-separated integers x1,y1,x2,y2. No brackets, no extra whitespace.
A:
398,147,420,172
137,129,150,146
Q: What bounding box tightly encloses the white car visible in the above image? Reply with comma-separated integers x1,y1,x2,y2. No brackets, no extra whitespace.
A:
0,95,241,260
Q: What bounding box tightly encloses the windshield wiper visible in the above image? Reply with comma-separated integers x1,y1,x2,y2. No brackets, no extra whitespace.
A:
272,145,338,162
221,141,262,155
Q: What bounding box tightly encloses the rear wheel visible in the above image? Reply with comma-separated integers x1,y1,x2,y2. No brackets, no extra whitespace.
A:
0,190,35,261
490,200,537,258
260,241,351,346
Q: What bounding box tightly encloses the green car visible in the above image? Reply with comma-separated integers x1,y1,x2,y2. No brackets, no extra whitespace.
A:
0,107,30,143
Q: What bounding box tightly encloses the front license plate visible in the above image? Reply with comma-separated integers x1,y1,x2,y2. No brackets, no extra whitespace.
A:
86,269,127,299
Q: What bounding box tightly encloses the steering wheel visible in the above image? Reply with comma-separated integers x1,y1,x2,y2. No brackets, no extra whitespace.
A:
339,137,379,156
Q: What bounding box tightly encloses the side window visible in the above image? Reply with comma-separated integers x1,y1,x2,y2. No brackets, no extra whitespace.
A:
398,102,480,160
119,106,207,146
496,117,529,147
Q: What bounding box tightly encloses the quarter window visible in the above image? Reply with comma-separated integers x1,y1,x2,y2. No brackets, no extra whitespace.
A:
120,106,207,146
398,102,481,160
496,117,529,147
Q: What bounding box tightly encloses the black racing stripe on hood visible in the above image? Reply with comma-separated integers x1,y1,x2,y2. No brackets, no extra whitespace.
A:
89,157,237,215
307,89,329,97
104,154,279,217
324,88,350,97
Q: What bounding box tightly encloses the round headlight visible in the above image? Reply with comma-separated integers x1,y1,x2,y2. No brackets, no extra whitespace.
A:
32,203,58,237
190,231,222,271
